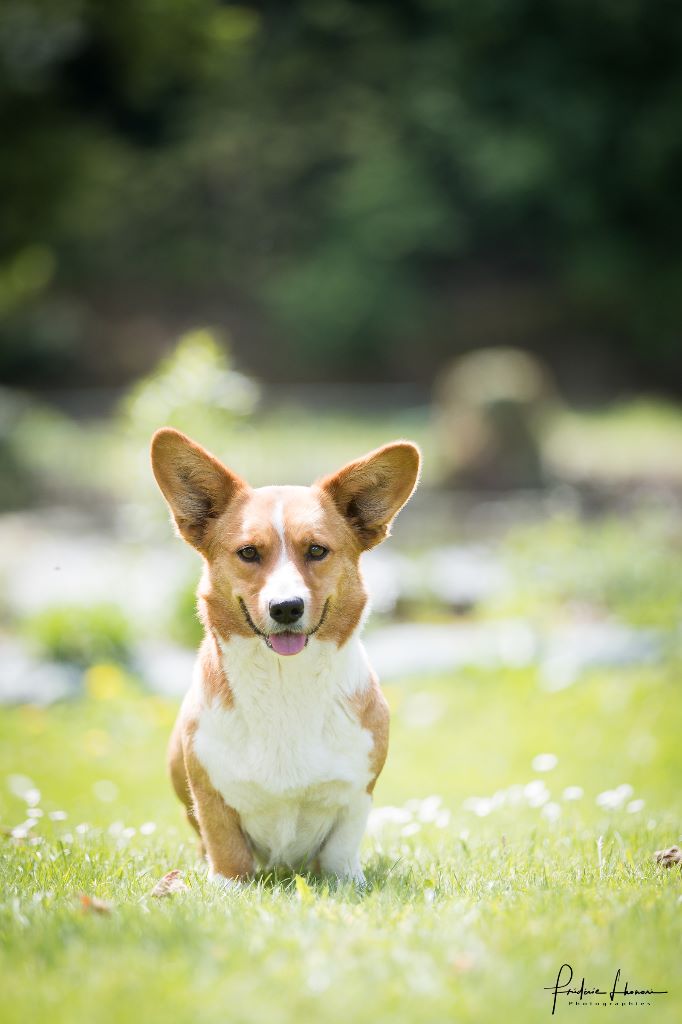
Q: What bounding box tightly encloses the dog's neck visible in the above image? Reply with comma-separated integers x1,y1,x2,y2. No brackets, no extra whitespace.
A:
215,630,370,719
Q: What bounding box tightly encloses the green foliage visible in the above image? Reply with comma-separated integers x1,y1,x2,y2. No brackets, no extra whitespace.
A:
545,398,682,483
22,602,133,667
120,328,258,443
112,328,259,508
498,512,682,629
0,388,38,511
166,576,204,650
2,1,682,385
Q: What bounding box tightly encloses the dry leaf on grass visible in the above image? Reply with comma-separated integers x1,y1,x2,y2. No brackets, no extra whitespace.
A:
150,870,189,898
654,845,682,868
294,874,314,903
451,953,476,973
79,893,113,914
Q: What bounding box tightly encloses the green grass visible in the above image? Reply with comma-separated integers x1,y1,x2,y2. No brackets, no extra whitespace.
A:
12,388,682,516
1,661,680,1024
494,511,682,629
545,398,682,484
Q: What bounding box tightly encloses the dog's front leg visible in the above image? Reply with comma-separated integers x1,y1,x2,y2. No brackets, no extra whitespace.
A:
185,751,254,883
319,792,372,884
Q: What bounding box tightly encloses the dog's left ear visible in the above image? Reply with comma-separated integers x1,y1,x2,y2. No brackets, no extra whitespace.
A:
151,427,246,553
318,441,421,549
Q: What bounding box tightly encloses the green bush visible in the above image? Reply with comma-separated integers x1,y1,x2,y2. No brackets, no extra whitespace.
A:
22,603,134,667
2,1,682,387
166,577,204,651
498,513,682,629
120,328,258,444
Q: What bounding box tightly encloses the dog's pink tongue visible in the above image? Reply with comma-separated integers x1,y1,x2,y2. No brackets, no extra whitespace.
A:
269,632,307,656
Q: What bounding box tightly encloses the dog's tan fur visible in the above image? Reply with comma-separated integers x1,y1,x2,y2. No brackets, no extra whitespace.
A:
152,429,420,881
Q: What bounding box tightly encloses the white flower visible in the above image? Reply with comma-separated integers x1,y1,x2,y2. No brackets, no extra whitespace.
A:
7,774,35,799
367,805,412,834
140,821,157,835
562,786,584,801
524,780,550,807
24,788,41,807
401,822,421,837
626,799,645,813
416,796,442,822
542,802,561,822
48,810,67,821
532,753,558,773
93,780,119,803
596,784,634,810
463,797,494,817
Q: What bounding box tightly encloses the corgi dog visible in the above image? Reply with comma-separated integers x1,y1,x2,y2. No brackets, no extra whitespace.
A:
151,428,420,885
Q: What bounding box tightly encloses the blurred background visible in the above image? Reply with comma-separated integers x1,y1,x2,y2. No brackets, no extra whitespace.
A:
2,11,682,1020
0,0,681,776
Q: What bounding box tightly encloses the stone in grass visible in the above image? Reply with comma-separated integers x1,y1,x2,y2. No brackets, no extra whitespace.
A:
150,870,189,897
434,347,553,489
654,845,682,868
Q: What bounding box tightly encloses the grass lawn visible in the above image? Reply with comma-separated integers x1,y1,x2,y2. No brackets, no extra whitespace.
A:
1,658,680,1024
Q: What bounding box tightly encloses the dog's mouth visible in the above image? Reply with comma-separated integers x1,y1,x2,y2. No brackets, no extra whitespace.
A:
267,632,307,656
237,598,330,657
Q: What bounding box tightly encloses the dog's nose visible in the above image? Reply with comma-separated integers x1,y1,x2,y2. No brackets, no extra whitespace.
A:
269,598,304,625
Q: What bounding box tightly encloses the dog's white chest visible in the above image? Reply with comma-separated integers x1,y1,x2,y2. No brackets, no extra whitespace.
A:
192,634,374,867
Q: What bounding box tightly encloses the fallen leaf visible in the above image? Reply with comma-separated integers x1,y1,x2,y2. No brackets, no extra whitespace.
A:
294,874,314,903
654,845,682,868
151,870,189,898
451,953,476,973
79,893,113,914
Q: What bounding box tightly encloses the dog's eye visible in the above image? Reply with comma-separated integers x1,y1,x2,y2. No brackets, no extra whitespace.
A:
307,544,329,561
237,546,260,562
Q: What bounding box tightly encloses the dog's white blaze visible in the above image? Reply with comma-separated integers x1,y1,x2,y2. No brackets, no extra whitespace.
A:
191,630,373,877
259,558,310,613
272,499,286,554
258,497,312,624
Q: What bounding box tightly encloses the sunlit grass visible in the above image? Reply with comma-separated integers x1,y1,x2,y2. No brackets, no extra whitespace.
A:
545,398,682,483
11,385,682,515
1,661,680,1024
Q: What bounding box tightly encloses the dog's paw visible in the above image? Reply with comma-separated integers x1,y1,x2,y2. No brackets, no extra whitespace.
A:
208,870,245,892
333,867,367,890
654,845,682,867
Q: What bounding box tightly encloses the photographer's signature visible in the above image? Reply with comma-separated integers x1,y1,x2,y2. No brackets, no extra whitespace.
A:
545,964,667,1014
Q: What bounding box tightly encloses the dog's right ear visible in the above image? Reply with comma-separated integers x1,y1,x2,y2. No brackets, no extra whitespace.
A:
150,428,246,553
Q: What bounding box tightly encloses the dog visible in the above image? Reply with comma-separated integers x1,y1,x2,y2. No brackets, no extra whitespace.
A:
151,428,420,885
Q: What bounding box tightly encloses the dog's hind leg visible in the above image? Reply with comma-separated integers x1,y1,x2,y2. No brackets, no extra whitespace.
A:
184,749,255,882
168,713,204,854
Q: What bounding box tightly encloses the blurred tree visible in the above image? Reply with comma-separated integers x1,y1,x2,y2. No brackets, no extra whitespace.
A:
0,0,681,391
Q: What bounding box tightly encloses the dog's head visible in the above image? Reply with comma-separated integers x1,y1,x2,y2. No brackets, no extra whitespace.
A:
151,428,421,654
